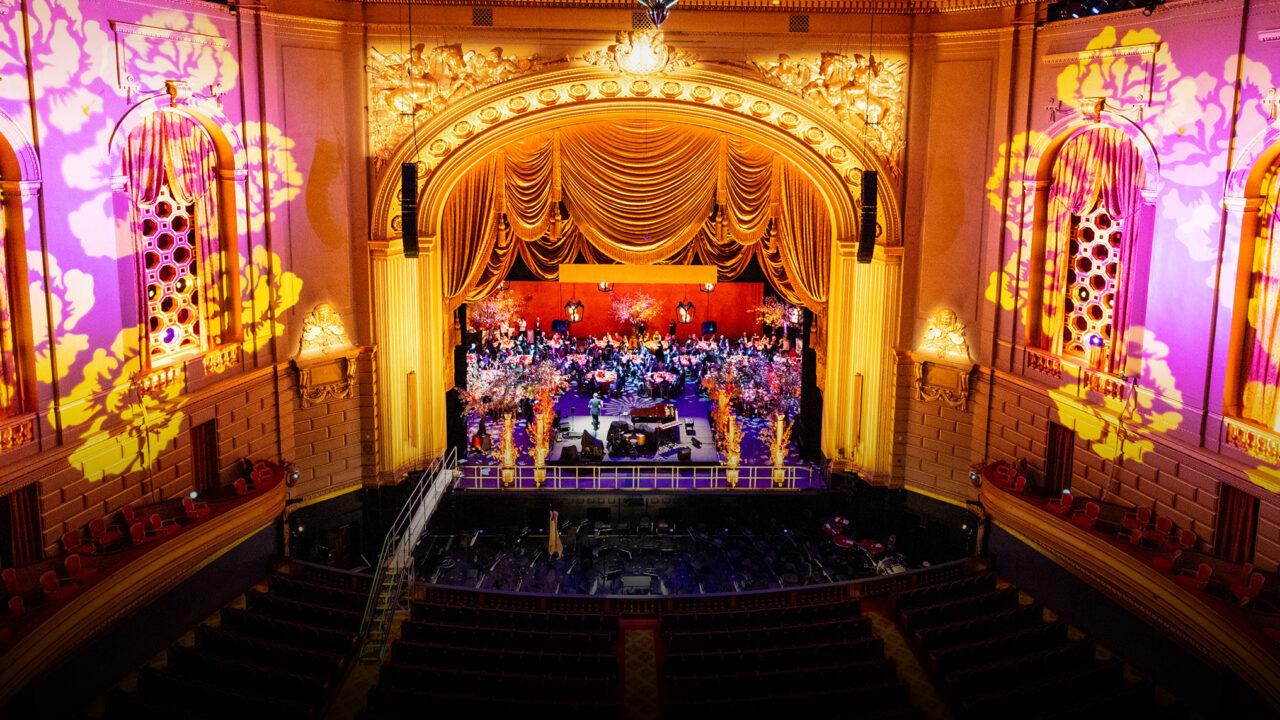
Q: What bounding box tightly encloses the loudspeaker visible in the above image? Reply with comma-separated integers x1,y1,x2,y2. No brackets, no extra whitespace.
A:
677,448,691,463
551,319,569,334
401,162,419,259
701,320,717,336
858,169,877,264
559,445,579,464
454,344,468,388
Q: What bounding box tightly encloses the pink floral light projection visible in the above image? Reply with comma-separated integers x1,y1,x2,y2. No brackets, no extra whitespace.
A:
0,0,305,480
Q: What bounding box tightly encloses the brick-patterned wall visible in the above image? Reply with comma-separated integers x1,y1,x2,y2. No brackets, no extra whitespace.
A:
970,371,1280,572
901,366,990,503
288,351,376,502
28,369,287,557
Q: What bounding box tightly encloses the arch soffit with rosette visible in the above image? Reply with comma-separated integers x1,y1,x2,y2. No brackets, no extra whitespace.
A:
1024,114,1162,194
370,66,902,255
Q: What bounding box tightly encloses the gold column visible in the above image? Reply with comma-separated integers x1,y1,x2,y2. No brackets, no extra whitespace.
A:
370,243,425,479
824,245,903,481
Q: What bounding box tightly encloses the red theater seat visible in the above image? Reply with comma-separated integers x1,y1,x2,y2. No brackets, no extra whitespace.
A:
150,514,182,539
89,517,124,550
40,570,77,602
2,567,35,596
61,529,95,555
64,554,98,583
183,496,211,521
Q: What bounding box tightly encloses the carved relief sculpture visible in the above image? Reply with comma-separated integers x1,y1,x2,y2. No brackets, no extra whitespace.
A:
914,308,974,411
294,303,359,407
755,52,906,174
367,44,547,165
582,30,697,76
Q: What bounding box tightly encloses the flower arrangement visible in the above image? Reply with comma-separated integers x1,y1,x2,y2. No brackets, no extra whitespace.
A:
751,297,799,330
469,287,526,331
723,413,743,487
611,291,661,328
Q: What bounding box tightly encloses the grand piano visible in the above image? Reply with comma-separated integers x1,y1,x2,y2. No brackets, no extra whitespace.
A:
630,403,679,445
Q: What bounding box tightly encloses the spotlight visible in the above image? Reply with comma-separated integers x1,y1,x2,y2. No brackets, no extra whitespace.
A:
189,491,198,498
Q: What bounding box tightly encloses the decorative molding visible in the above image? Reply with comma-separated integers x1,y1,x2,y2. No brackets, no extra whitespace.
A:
1224,417,1280,466
0,0,13,16
1024,347,1062,378
913,356,974,411
202,345,241,376
0,414,36,454
583,30,697,76
754,51,907,175
110,21,230,100
1042,43,1161,66
1083,367,1129,401
293,350,360,407
366,43,552,167
345,0,1034,13
297,304,353,356
1259,27,1280,43
134,364,183,394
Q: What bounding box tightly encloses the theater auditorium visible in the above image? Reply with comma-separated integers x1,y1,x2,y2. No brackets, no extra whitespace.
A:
1,0,1279,717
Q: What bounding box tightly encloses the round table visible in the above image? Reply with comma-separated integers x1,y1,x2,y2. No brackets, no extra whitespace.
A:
833,535,856,548
859,539,885,555
647,372,677,384
592,370,618,389
568,354,589,366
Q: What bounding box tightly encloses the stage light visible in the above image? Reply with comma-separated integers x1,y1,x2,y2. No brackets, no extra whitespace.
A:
598,282,613,292
565,300,584,323
189,491,198,498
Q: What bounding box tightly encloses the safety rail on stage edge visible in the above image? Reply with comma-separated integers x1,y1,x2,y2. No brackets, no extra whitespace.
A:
413,555,989,615
457,463,824,490
357,448,459,663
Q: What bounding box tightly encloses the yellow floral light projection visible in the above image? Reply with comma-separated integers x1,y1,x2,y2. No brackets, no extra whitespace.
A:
243,121,304,233
984,131,1045,333
241,246,304,353
31,253,94,385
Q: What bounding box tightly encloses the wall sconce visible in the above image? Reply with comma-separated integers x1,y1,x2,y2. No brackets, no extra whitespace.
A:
676,301,695,324
699,283,715,293
564,300,584,323
597,282,613,292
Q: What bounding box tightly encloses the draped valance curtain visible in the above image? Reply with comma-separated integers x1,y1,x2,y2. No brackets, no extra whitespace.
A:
0,198,17,415
1241,171,1280,429
1040,127,1146,362
434,120,836,311
123,110,224,333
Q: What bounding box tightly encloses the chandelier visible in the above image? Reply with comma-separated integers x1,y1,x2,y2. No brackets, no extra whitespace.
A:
598,282,614,292
699,283,715,293
676,301,695,324
565,300,585,324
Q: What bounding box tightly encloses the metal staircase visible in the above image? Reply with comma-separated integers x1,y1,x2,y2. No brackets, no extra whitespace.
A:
356,449,458,664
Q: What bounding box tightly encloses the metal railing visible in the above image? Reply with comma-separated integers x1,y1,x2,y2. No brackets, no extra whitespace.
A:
356,447,458,663
458,463,822,490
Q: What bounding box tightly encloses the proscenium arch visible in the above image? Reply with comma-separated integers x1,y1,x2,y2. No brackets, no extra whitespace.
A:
370,66,902,256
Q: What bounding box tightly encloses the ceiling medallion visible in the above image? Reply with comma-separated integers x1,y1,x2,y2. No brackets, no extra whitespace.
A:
583,30,697,76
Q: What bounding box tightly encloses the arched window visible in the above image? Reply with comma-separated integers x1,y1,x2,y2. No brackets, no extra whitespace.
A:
0,187,22,416
1036,127,1147,375
122,110,231,367
1238,165,1280,430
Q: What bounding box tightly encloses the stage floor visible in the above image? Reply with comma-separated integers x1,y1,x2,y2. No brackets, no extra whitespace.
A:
550,414,721,464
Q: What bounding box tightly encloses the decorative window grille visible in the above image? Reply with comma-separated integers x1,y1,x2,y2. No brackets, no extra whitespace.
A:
1062,204,1122,370
140,184,205,363
472,7,493,26
789,15,810,33
632,11,653,29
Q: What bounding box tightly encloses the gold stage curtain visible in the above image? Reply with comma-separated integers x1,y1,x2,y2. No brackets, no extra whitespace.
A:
1040,127,1145,355
441,156,504,305
1242,175,1280,429
435,119,839,311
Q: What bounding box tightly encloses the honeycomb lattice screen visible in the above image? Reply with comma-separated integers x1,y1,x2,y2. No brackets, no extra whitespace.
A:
141,185,204,363
1062,204,1122,368
632,11,654,29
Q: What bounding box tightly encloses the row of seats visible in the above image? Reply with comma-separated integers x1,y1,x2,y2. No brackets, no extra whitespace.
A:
894,569,1171,720
399,618,614,653
669,680,915,719
367,686,614,720
664,636,886,676
411,600,618,633
106,570,360,719
892,571,996,612
666,615,871,653
671,658,898,701
660,599,860,632
379,663,612,700
389,640,616,676
269,574,368,613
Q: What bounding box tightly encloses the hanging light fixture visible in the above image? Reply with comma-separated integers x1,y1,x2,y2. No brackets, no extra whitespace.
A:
786,304,804,325
676,300,695,324
597,282,614,293
565,299,585,324
699,283,715,293
497,280,510,292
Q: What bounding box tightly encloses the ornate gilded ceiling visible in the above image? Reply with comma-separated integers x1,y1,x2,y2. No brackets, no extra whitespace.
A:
349,0,1032,14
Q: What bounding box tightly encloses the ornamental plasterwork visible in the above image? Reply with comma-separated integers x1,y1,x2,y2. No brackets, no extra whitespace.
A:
367,44,550,166
582,30,697,76
0,416,35,454
298,303,352,357
919,308,970,362
1225,417,1280,466
755,52,907,175
382,74,881,243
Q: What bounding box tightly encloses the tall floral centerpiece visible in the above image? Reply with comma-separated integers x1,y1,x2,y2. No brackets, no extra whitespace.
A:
764,413,794,488
470,287,526,339
528,361,566,487
751,297,799,335
499,413,517,487
611,291,660,336
723,413,744,488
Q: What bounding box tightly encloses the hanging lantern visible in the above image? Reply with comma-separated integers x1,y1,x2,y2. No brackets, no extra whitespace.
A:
699,283,715,293
565,300,584,324
496,280,510,292
676,301,695,324
597,282,614,292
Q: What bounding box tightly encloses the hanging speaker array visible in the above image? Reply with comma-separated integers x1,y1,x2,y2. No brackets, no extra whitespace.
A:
401,162,419,259
857,169,877,264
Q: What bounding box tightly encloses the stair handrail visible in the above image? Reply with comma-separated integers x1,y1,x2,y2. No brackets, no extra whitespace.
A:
356,447,459,661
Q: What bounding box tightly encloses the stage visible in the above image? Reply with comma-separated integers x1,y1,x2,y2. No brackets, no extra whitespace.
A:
549,414,722,464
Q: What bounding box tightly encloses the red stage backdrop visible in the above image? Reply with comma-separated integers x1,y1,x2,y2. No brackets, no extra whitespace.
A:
505,281,764,339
